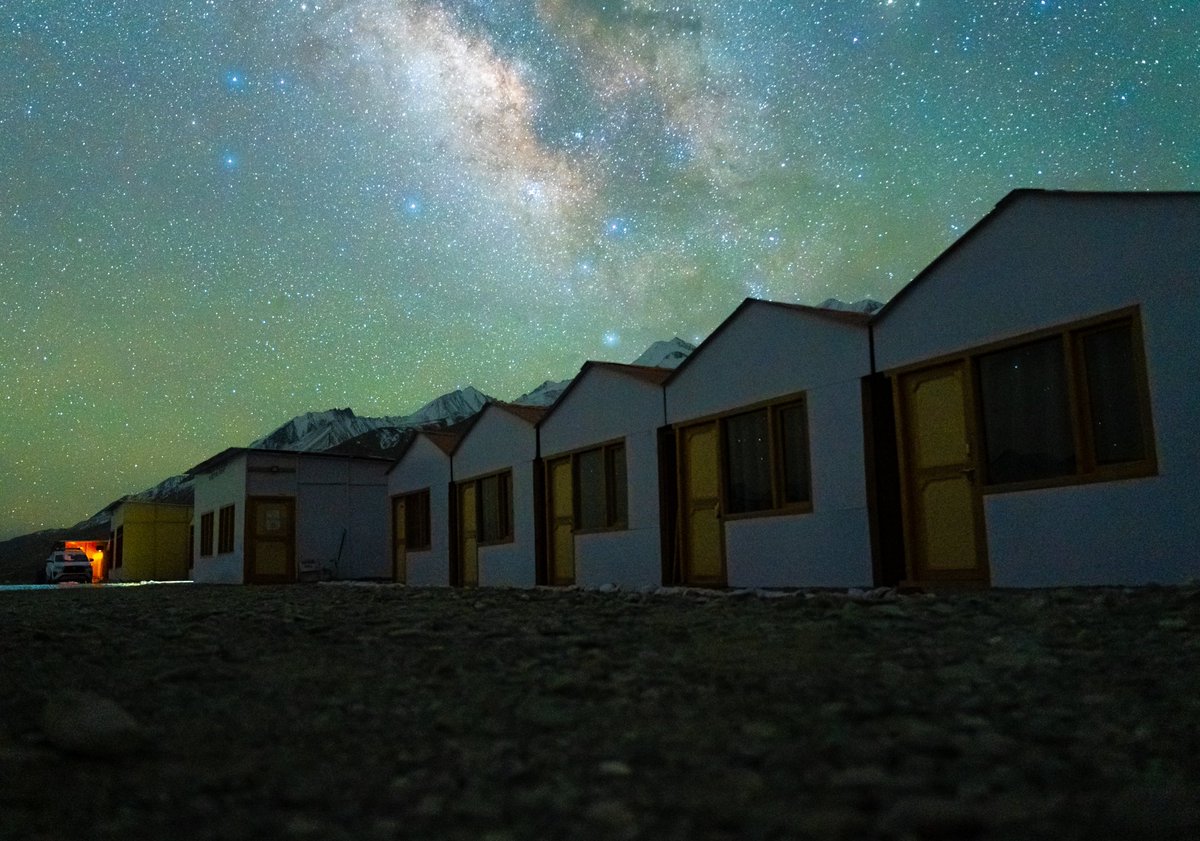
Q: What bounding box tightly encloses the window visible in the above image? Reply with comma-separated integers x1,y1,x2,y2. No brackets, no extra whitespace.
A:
976,313,1155,488
721,397,812,516
978,337,1075,484
574,442,628,531
477,471,513,544
217,504,235,554
200,511,214,557
400,489,431,550
114,526,124,569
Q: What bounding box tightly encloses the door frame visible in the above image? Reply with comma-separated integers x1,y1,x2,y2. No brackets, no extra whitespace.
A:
544,455,575,586
892,360,990,588
243,495,296,584
675,420,727,587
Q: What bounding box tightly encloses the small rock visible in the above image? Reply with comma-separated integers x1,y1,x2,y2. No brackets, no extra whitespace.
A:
1157,617,1188,631
597,760,633,777
41,691,147,758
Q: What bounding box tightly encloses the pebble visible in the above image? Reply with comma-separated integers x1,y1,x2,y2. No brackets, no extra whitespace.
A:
40,691,147,758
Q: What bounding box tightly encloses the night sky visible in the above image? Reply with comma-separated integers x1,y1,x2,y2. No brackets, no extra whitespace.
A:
2,1,1196,538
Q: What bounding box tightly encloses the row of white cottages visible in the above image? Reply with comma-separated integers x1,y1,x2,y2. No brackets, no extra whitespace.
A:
187,190,1200,589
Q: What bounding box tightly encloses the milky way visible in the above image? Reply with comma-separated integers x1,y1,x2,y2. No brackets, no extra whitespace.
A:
2,1,1196,536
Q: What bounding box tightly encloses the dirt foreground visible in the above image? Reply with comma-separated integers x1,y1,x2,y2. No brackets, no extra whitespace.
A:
1,583,1198,840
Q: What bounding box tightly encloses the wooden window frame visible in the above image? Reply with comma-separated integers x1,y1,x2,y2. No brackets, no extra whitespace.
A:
720,394,814,522
675,392,815,523
570,439,629,534
886,307,1157,496
467,470,514,547
199,511,214,557
397,488,432,551
217,504,236,554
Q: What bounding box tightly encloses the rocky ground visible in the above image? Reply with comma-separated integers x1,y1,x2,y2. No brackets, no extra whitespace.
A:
1,583,1198,841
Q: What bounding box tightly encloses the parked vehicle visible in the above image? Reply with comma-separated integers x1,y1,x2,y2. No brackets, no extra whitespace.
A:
42,549,94,584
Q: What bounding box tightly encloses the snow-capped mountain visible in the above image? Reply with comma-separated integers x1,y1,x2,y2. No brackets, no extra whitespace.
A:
397,385,489,428
632,337,695,369
250,407,387,452
513,379,573,407
819,297,885,315
251,387,492,453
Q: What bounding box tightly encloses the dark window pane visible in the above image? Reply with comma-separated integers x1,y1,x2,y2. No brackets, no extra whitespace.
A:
576,448,606,530
1081,324,1146,465
778,402,811,504
978,337,1076,484
724,409,773,513
609,444,628,527
405,491,431,549
479,474,512,543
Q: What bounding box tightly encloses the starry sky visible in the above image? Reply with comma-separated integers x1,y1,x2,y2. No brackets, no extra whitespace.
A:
2,1,1197,538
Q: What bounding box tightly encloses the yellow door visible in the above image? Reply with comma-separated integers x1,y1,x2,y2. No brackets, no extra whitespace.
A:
458,482,479,587
547,457,574,585
897,362,989,586
392,496,407,584
679,422,724,586
245,497,295,583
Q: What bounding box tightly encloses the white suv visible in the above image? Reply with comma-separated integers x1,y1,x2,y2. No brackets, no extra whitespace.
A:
43,550,94,584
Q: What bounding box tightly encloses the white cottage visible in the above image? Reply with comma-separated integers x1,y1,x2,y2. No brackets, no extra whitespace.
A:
187,448,391,584
664,299,875,588
450,403,546,587
538,362,671,588
870,189,1200,588
386,429,459,586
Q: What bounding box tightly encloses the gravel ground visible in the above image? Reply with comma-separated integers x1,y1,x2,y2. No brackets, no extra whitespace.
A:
1,583,1198,841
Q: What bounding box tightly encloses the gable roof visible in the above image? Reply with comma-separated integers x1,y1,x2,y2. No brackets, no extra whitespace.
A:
187,446,391,476
665,297,870,385
538,360,671,426
872,188,1200,325
489,401,547,426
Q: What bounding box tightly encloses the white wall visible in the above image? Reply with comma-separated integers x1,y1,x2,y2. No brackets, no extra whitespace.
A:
454,406,539,587
541,366,666,588
388,434,453,586
874,192,1200,585
191,453,247,584
291,455,389,580
665,301,875,587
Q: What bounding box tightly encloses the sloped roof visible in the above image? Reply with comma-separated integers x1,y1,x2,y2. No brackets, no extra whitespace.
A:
872,188,1200,325
187,446,392,476
665,297,870,385
490,401,547,426
538,360,670,427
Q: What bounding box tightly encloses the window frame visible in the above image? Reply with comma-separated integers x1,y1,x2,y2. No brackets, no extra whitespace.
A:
675,392,814,523
199,511,214,557
395,488,432,551
886,306,1157,496
468,469,514,546
217,504,236,554
566,439,629,534
719,394,814,521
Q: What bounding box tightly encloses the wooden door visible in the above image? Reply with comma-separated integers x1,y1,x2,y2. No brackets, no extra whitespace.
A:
392,496,407,584
245,497,295,583
679,422,725,586
897,362,989,586
546,457,574,585
457,482,479,587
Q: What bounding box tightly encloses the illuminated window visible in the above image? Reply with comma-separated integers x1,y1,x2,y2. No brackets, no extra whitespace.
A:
217,504,235,554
